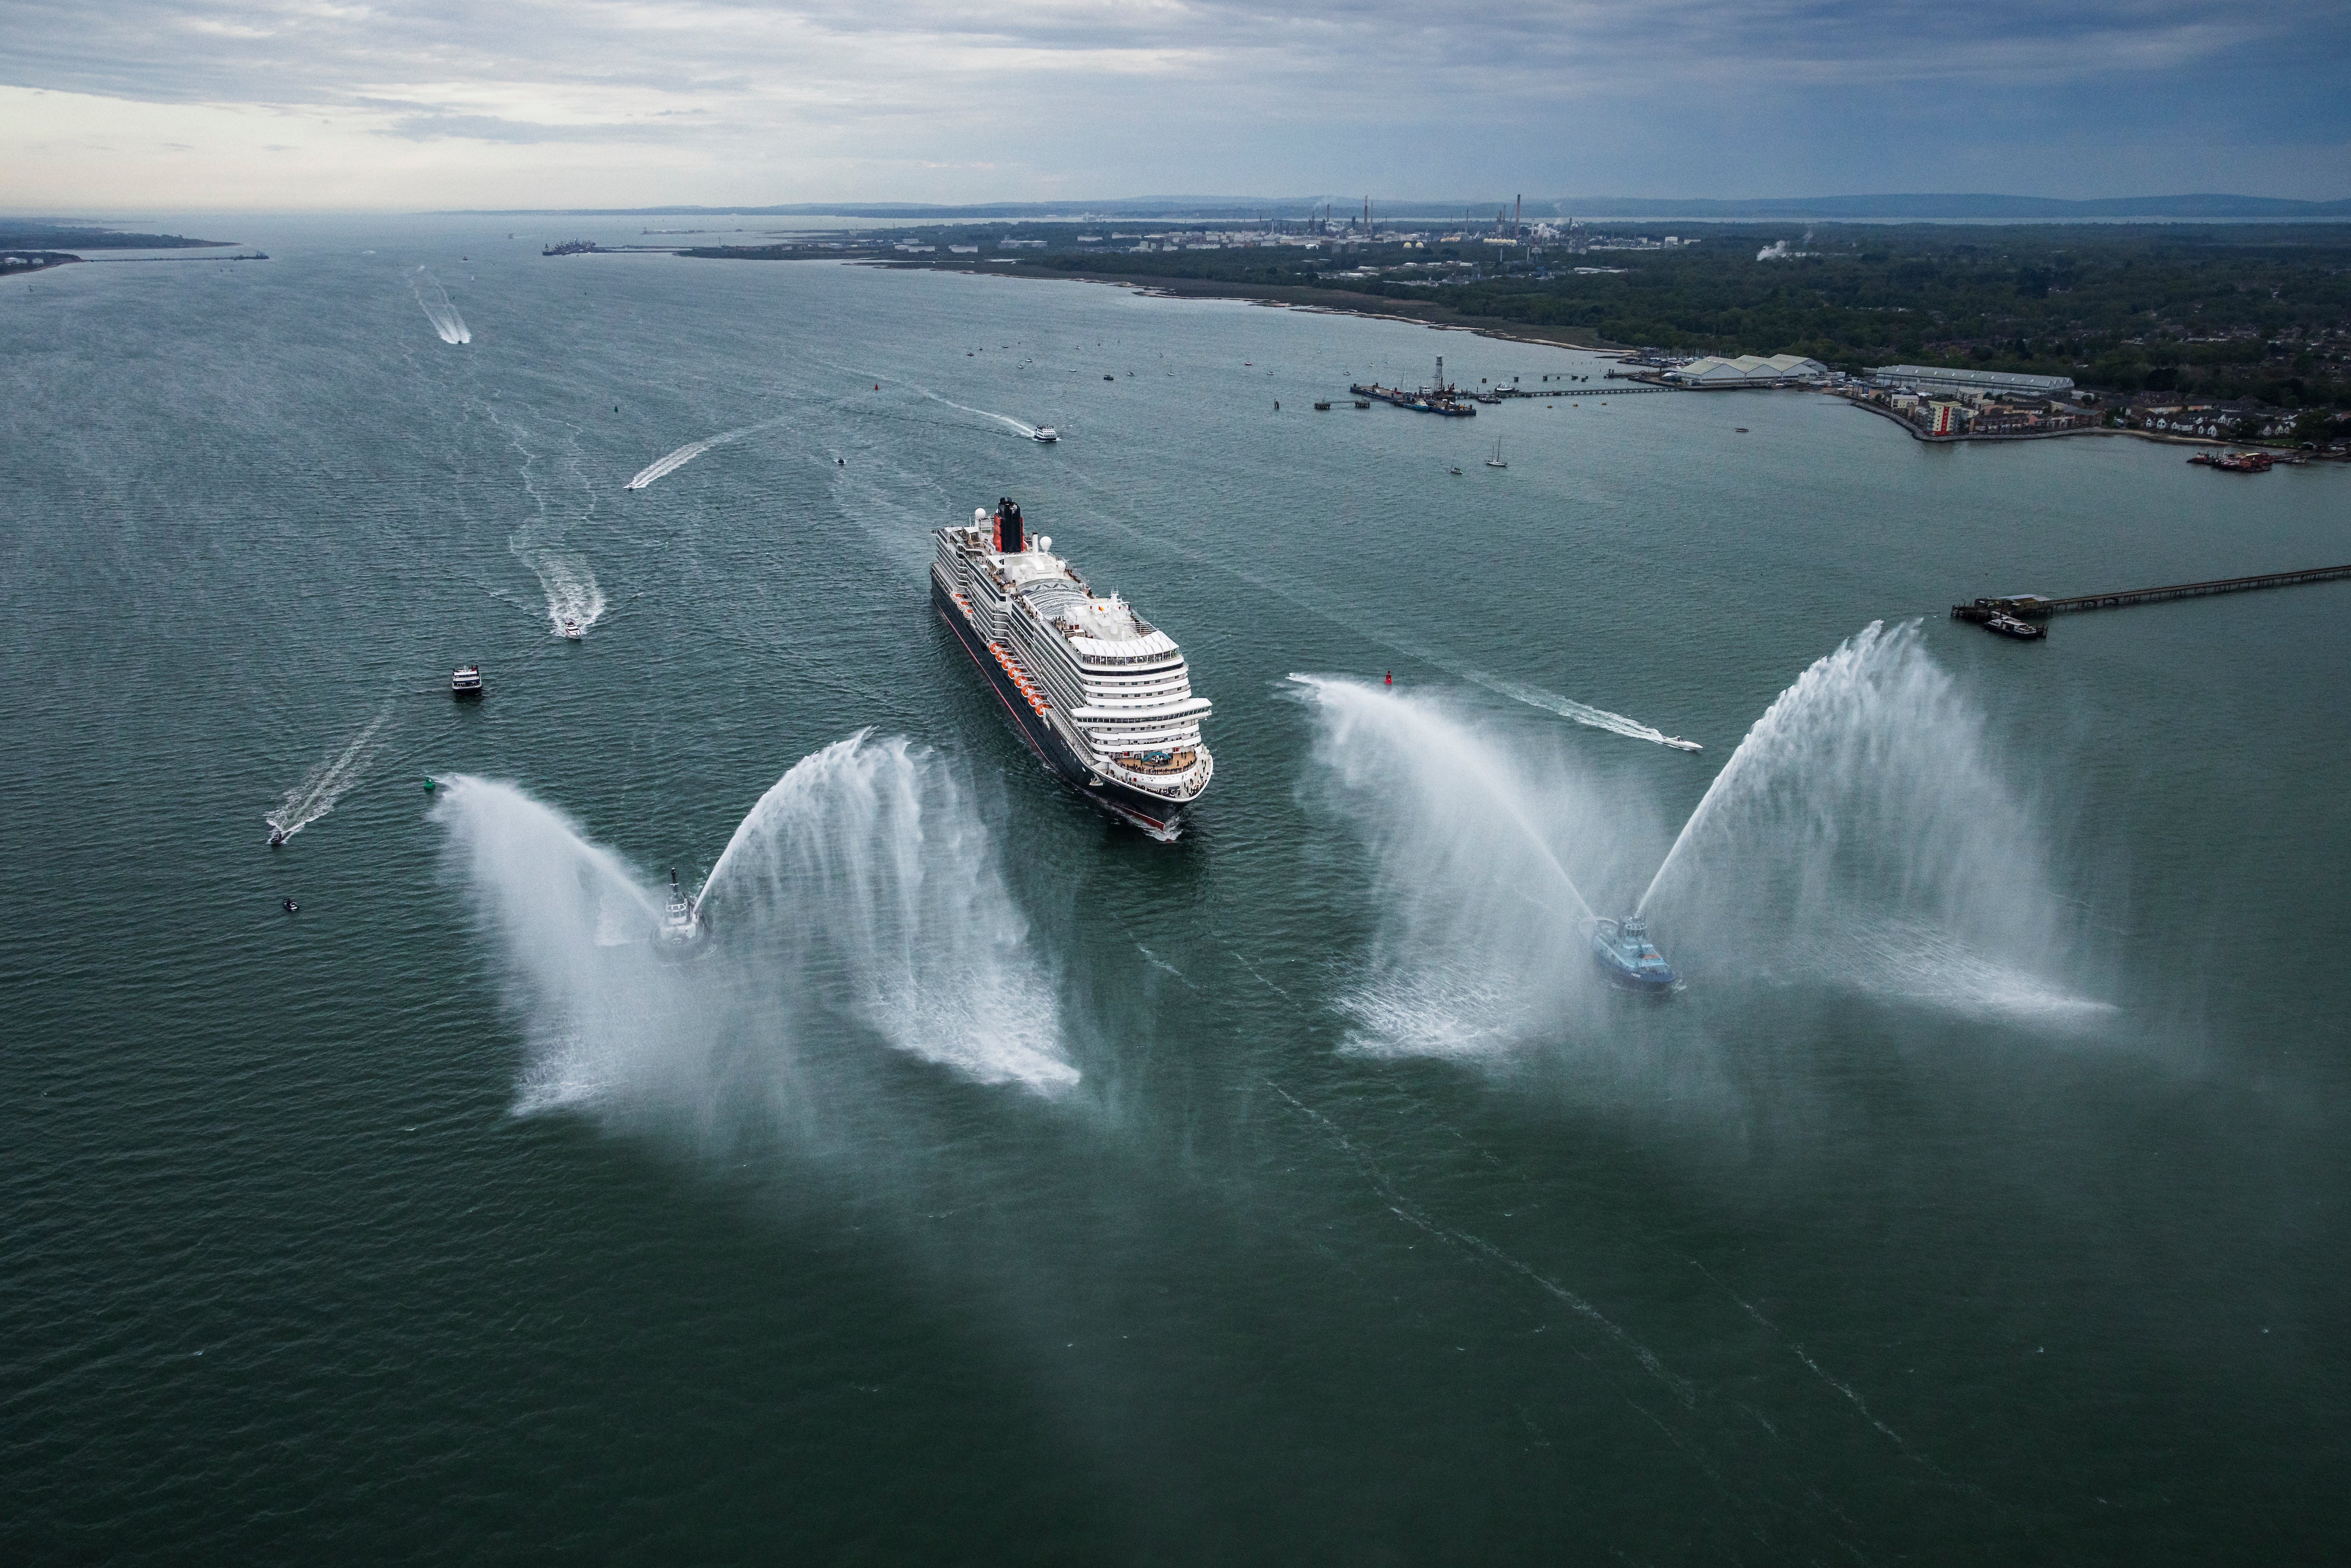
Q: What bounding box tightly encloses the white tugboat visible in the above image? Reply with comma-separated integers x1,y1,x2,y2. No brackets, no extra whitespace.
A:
931,498,1212,836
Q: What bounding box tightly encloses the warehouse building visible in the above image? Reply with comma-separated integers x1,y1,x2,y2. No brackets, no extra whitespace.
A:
1664,354,1830,387
1868,364,2076,397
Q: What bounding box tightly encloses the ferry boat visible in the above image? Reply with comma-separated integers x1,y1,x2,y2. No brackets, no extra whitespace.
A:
1590,916,1678,993
451,664,483,699
1031,427,1059,443
654,867,705,955
932,499,1212,835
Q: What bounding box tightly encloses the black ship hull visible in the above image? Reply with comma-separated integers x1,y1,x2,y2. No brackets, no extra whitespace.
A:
931,576,1191,835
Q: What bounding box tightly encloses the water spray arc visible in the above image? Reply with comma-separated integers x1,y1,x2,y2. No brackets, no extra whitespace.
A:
431,733,1077,1125
1300,623,2103,1052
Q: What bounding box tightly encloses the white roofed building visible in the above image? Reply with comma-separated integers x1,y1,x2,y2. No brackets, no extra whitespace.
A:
1663,354,1829,388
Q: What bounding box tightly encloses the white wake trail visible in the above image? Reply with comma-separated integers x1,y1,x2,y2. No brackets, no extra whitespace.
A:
266,710,391,841
1436,660,1699,752
528,549,607,636
624,418,785,490
410,267,470,344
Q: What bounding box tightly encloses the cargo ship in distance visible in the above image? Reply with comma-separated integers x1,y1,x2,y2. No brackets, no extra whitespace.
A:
932,499,1212,835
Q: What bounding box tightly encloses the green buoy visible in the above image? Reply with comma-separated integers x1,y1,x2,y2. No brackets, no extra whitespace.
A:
423,776,437,793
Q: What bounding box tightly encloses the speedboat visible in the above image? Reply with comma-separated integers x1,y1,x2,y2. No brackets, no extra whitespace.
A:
654,868,706,958
451,664,483,698
561,618,583,640
1591,916,1678,994
267,824,288,847
1031,427,1059,443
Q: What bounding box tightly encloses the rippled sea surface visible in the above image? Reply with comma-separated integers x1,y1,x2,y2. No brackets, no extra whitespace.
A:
6,215,2350,1564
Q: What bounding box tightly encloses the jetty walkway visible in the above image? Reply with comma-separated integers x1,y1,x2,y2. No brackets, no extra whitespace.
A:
1955,563,2351,624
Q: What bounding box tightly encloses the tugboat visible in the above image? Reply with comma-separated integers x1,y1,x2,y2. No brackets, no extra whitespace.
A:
654,868,706,958
451,664,483,699
1590,916,1678,994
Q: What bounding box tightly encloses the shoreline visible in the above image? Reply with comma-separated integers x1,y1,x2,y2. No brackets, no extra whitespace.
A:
896,261,1634,355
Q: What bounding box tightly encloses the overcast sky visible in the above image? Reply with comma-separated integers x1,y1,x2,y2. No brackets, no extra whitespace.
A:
3,0,2346,212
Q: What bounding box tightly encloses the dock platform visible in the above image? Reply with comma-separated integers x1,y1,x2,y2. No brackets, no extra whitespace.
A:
1954,563,2351,625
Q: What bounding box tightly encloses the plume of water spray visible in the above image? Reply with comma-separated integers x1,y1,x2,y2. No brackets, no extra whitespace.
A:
1640,622,2101,1017
698,732,1074,1092
431,735,1073,1128
410,267,471,344
1291,675,1611,1055
265,710,390,841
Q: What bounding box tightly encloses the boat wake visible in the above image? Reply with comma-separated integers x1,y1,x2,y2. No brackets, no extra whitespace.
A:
431,733,1074,1128
266,710,391,843
1439,659,1699,751
623,419,782,490
526,547,607,636
410,266,470,344
914,386,1042,439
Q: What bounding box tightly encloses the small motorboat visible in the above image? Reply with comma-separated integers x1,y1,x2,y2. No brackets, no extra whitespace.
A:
1661,736,1704,754
1590,916,1678,994
654,868,706,958
267,824,288,847
1982,611,2046,640
281,898,299,914
451,664,483,698
1031,427,1059,443
561,618,583,640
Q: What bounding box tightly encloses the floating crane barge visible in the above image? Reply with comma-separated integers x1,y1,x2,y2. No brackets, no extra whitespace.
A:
1954,562,2351,633
1350,355,1477,416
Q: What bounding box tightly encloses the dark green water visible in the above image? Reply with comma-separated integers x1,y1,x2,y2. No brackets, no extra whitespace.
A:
6,216,2349,1564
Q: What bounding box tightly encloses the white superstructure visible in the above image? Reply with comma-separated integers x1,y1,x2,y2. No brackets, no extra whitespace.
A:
932,502,1213,811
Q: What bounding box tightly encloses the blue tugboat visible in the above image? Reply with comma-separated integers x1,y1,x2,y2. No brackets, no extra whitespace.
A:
1590,916,1678,994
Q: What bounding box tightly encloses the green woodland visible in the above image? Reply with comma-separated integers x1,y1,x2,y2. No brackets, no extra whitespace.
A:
1013,225,2351,407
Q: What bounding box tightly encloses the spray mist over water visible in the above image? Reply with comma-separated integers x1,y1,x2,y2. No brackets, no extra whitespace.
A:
1640,621,2104,1018
266,710,390,841
432,733,1073,1127
1293,675,1611,1055
410,267,471,345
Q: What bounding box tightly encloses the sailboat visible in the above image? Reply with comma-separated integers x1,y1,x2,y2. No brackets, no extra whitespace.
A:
1484,438,1507,469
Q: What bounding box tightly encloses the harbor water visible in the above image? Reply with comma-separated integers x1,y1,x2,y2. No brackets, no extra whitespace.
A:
5,215,2350,1563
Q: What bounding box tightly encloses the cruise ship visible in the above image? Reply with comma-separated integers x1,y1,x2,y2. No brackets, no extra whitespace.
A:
932,499,1212,834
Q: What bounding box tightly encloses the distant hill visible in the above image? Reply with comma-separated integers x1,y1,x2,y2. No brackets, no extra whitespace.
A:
447,193,2351,223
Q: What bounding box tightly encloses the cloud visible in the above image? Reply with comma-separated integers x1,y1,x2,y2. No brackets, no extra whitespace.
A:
0,0,2344,206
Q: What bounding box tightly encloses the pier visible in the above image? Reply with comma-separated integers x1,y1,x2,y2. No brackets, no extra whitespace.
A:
1954,563,2351,624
